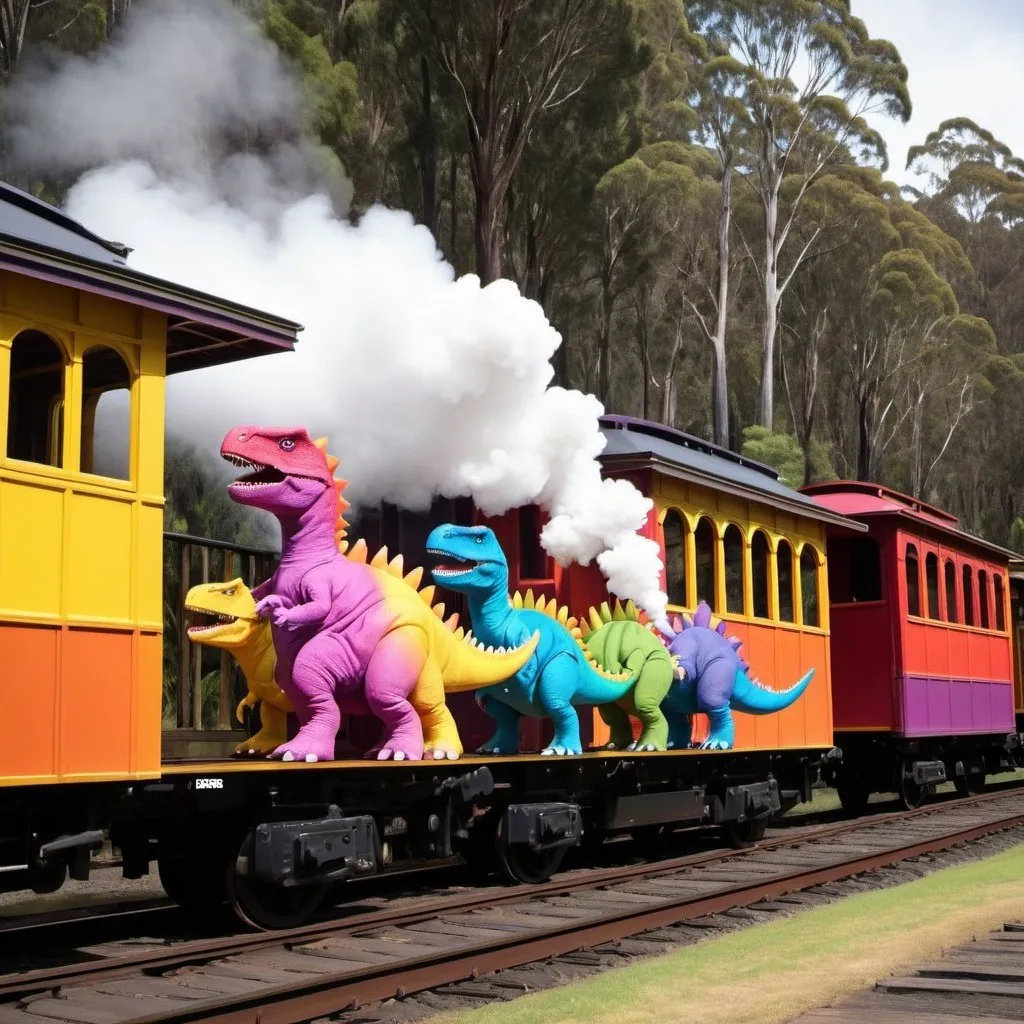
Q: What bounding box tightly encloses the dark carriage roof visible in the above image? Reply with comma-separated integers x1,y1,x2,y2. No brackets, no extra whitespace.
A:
803,481,1019,561
0,181,301,372
598,416,865,532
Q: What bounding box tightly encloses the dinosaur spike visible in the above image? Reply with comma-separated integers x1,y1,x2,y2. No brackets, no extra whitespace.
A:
557,605,569,625
524,589,536,610
348,538,369,563
598,601,612,622
418,585,436,606
534,596,547,615
370,546,390,569
432,602,446,619
589,608,604,633
313,437,328,450
404,566,424,590
453,626,466,641
388,554,405,576
625,599,638,620
444,613,460,631
611,601,627,621
512,592,524,610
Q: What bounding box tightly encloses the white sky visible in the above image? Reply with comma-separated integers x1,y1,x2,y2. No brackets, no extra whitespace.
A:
853,0,1024,184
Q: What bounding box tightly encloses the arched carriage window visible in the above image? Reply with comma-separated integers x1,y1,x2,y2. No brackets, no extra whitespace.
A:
694,516,716,611
800,547,820,627
944,559,957,622
777,539,795,623
751,530,770,619
905,543,921,617
995,574,1006,631
7,329,65,467
80,345,131,480
663,510,687,606
963,565,975,626
979,570,990,629
925,552,940,619
723,524,745,614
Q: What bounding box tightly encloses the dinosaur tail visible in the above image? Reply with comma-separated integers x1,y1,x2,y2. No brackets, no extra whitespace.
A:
437,624,541,692
576,657,639,704
731,668,814,714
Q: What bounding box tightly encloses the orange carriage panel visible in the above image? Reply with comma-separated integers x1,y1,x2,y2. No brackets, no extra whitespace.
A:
0,623,59,783
59,628,135,779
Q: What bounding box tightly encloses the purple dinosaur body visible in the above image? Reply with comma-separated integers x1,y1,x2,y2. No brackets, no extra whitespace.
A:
220,426,538,763
658,602,814,750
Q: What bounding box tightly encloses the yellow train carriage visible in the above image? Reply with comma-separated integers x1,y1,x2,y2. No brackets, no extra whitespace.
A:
0,183,300,793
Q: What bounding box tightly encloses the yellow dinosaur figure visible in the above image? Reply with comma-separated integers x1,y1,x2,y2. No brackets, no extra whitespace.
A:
184,578,290,755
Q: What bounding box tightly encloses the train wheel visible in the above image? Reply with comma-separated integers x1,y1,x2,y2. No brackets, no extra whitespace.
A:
496,817,567,885
836,783,870,816
898,770,925,811
954,770,986,797
722,816,768,850
225,832,329,931
157,853,228,913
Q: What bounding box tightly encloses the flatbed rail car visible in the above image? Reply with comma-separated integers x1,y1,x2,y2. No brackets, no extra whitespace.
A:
803,481,1020,810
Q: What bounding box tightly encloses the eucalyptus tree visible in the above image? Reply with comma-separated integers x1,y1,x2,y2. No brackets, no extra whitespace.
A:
687,0,911,430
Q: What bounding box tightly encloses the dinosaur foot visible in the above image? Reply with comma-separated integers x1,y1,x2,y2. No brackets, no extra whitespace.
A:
424,747,461,761
365,744,424,762
700,737,733,751
269,736,334,763
627,741,662,752
476,744,516,755
234,731,284,757
540,745,583,756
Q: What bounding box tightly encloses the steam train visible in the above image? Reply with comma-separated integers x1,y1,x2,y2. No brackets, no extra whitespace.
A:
1,182,1021,931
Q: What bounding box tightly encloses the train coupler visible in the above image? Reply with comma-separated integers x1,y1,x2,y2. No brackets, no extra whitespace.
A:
502,802,583,852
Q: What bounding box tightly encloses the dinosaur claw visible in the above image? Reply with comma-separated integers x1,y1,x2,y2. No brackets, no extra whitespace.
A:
304,753,318,762
282,750,295,762
377,748,393,760
394,751,406,761
446,749,459,760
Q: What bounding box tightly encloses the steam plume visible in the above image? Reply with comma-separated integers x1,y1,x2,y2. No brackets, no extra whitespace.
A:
6,0,667,621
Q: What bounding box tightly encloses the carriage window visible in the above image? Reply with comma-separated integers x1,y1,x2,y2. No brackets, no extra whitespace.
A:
518,505,548,580
905,543,920,617
995,574,1006,631
7,329,65,467
925,552,940,619
979,570,990,629
724,524,745,614
825,536,881,602
663,510,687,606
695,516,717,611
963,565,975,626
80,345,131,479
777,539,795,622
800,547,820,626
751,530,770,619
944,559,958,622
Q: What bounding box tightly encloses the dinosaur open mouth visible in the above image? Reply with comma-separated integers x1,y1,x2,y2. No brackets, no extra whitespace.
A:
426,549,478,577
222,454,286,488
185,606,239,636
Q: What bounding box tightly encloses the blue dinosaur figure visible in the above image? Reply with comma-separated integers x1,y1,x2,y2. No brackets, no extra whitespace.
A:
658,602,814,750
426,524,638,756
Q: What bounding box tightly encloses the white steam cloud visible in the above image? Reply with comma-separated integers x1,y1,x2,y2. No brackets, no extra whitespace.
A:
7,0,667,621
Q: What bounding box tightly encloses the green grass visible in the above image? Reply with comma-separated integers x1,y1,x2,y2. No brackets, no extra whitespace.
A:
433,840,1024,1024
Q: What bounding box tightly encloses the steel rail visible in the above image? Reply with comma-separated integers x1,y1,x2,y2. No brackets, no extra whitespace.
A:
120,806,1024,1024
0,786,1020,1001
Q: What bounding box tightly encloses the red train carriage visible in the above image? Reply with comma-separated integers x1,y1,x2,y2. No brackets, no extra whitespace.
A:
803,481,1017,810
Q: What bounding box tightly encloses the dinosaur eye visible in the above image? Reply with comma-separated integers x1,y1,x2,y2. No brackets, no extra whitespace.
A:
224,587,236,597
475,535,483,544
279,438,295,451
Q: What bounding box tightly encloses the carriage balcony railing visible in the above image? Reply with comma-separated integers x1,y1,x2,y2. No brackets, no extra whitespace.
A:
162,532,279,733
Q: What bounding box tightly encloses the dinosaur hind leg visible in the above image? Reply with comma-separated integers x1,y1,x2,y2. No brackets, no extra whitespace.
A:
364,627,427,761
270,635,342,763
665,711,693,750
629,652,673,751
598,701,635,751
696,660,738,750
538,652,584,756
236,700,289,756
411,658,463,761
477,693,521,754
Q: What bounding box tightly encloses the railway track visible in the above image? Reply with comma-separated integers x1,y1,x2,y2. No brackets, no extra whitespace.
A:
1,788,1023,1024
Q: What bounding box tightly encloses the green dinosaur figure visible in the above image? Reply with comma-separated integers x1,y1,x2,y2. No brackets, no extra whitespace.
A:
579,599,676,752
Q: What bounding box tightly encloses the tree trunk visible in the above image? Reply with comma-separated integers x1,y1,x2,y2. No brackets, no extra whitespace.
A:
597,273,615,407
0,0,31,83
417,56,438,236
473,180,502,284
711,165,733,447
856,389,872,481
758,122,780,430
448,153,458,268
